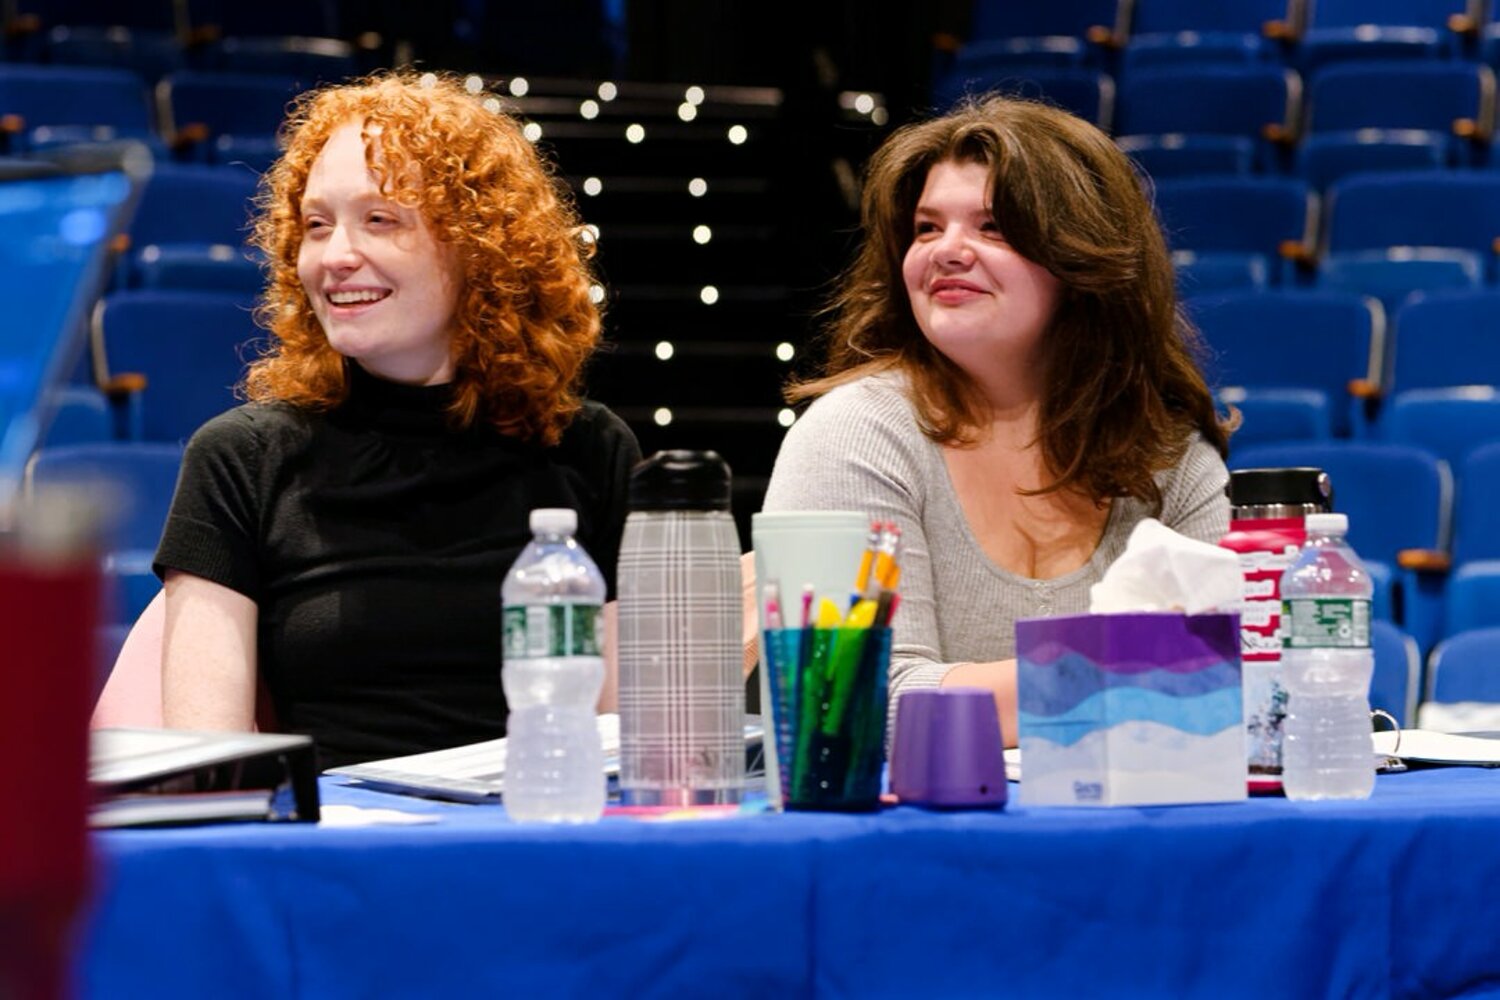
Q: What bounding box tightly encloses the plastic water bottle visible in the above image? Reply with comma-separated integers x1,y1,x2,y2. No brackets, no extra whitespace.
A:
501,508,606,823
1279,512,1375,801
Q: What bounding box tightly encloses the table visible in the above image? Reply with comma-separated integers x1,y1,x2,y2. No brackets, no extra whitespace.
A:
76,768,1500,999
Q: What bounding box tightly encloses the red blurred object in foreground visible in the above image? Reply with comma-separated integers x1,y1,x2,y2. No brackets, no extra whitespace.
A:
0,552,102,1000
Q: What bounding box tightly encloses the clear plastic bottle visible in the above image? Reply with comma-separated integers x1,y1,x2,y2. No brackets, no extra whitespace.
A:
500,508,607,823
1279,512,1375,801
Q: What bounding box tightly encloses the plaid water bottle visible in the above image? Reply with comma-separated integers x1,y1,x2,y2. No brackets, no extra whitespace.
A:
617,450,746,806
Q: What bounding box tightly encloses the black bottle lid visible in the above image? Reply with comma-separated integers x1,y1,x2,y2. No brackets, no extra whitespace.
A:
1226,467,1333,511
628,450,732,511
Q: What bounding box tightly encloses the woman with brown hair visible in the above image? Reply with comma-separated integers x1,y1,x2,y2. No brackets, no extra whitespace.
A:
153,72,640,767
762,95,1231,744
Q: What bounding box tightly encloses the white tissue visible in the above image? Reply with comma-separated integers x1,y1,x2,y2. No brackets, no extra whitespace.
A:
1088,518,1242,614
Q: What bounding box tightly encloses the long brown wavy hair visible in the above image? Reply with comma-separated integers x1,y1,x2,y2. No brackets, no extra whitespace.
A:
792,95,1230,510
246,71,600,445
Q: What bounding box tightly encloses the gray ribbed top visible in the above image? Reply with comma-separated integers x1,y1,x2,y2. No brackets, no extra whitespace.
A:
762,374,1231,708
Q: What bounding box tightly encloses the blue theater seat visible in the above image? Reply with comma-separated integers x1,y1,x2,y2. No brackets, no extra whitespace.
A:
1115,64,1299,174
1303,61,1494,169
1453,443,1500,564
1122,0,1298,72
25,441,185,625
1154,177,1316,288
91,290,260,443
958,0,1125,67
1382,387,1500,471
933,67,1113,128
1388,289,1500,396
1297,0,1474,74
0,64,158,154
1371,620,1420,727
1187,289,1382,437
1218,387,1333,447
122,163,262,293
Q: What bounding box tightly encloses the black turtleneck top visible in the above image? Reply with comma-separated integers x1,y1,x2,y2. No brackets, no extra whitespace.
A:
155,364,640,769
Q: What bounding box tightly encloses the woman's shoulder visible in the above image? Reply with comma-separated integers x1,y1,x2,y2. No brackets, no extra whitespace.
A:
1168,431,1229,478
556,399,642,467
566,399,636,442
186,401,315,456
801,372,915,431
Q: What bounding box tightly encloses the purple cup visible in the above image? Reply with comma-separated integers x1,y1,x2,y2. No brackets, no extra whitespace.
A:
890,688,1008,809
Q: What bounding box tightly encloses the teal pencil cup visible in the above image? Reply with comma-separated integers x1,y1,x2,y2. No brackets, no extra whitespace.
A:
763,625,891,811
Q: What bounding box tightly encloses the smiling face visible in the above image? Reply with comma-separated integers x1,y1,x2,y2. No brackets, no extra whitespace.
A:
901,159,1061,402
296,121,462,385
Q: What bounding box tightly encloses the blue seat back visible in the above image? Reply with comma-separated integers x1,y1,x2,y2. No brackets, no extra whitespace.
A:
0,65,154,148
1325,171,1500,256
1389,289,1500,395
1383,388,1500,472
1229,441,1452,563
1116,65,1296,138
41,385,112,447
1218,388,1333,447
1370,620,1419,726
1295,130,1448,191
93,290,259,443
1454,444,1500,563
933,67,1113,126
129,163,260,249
968,0,1123,42
26,441,184,553
1315,248,1483,318
1305,0,1467,31
1444,560,1500,634
160,70,305,141
1428,627,1500,703
1121,134,1255,180
1187,289,1380,436
1306,61,1493,135
1154,176,1314,257
1172,250,1269,295
1299,0,1463,74
1129,0,1295,35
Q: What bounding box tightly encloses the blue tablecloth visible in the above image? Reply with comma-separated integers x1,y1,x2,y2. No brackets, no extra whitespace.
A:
76,769,1500,999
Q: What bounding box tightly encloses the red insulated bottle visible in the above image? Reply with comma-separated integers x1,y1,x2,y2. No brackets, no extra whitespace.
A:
1220,467,1332,794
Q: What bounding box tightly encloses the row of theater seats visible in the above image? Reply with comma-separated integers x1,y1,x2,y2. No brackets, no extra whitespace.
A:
937,60,1500,188
949,0,1500,76
1154,172,1500,309
1190,287,1500,445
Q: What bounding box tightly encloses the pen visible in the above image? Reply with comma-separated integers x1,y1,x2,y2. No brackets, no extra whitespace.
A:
799,583,815,630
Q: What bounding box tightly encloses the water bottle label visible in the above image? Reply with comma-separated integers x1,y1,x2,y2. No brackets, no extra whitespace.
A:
503,605,603,658
1281,598,1370,648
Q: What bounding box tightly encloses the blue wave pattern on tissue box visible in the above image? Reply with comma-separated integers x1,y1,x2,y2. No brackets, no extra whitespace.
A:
1017,613,1247,807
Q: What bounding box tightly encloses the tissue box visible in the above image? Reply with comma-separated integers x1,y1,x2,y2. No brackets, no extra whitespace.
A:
1017,613,1246,807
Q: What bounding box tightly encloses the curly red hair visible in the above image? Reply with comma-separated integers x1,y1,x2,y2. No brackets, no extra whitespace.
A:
246,70,600,445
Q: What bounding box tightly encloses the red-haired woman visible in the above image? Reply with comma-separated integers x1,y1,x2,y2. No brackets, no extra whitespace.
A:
154,72,639,768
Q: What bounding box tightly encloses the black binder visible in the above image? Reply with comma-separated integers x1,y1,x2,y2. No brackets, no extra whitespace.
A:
90,728,320,827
